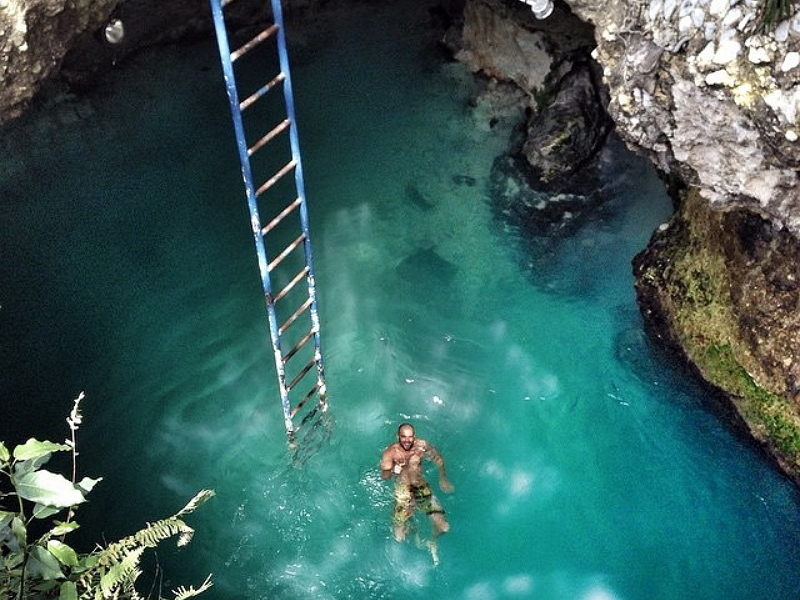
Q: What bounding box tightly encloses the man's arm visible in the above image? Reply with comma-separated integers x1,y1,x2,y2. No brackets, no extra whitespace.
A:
380,447,395,480
426,443,454,493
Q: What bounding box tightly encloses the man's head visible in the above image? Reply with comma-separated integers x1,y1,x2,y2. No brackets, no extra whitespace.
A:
397,423,415,450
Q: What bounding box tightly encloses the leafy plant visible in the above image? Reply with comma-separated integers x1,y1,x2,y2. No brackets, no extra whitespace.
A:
758,0,797,31
0,392,214,599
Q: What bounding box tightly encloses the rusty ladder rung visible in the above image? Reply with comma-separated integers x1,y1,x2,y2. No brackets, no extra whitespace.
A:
231,23,279,62
279,297,312,335
248,117,290,156
286,357,316,393
290,381,321,418
268,232,306,272
256,159,296,198
262,197,301,236
241,74,286,113
282,328,314,364
273,265,309,304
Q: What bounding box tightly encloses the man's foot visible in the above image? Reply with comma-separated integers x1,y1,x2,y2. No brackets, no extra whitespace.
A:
427,541,440,567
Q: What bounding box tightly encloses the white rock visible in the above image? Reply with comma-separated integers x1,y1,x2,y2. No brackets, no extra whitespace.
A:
748,45,772,63
774,20,790,42
706,69,735,85
679,14,695,35
649,0,663,21
764,89,800,123
692,7,705,26
697,41,717,66
738,13,755,30
714,38,741,63
787,130,798,142
679,0,695,18
781,52,800,72
709,0,729,17
705,21,717,39
722,6,742,27
664,0,678,20
793,12,800,33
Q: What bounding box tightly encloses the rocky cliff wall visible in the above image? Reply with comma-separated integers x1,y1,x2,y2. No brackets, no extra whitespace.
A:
451,0,800,481
563,0,800,479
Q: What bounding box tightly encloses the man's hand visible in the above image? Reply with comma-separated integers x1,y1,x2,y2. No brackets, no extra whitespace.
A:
440,476,454,493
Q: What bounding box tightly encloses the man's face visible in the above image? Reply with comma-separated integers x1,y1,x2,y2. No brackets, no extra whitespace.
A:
398,426,415,451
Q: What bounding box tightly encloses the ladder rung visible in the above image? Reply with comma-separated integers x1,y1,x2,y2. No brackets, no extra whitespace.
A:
282,328,314,364
290,382,321,418
287,357,316,393
293,403,321,433
248,118,290,156
273,265,309,304
268,232,306,272
262,197,301,235
221,0,235,7
256,159,296,198
241,74,286,113
279,297,312,335
231,23,279,62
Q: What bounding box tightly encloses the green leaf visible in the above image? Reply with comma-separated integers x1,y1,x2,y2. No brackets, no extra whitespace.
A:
49,521,80,536
33,503,63,519
59,580,78,600
11,516,26,547
27,545,64,580
76,476,102,495
13,438,70,461
0,510,13,527
16,471,86,507
4,551,24,569
0,441,9,463
14,452,55,477
48,540,79,567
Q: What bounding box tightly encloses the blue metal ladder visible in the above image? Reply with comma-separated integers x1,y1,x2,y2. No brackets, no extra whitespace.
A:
210,0,328,448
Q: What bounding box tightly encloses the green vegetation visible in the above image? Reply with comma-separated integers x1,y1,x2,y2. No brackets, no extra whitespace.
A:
641,190,800,477
0,393,214,600
759,0,797,31
697,344,800,464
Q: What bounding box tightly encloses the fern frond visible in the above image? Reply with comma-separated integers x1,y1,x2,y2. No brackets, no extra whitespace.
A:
171,574,213,600
90,545,146,599
97,517,192,568
174,489,215,518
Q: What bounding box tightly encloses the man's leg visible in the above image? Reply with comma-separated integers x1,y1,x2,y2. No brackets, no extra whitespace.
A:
430,511,449,537
392,485,412,541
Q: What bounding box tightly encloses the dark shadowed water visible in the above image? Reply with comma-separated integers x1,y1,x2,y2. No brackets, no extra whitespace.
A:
2,1,800,599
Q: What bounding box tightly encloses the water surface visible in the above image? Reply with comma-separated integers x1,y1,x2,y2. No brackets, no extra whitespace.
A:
2,1,799,599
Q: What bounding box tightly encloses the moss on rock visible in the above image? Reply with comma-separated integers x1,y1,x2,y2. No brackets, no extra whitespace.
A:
634,188,800,484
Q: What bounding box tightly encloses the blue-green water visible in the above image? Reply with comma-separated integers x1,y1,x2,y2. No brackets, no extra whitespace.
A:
2,1,800,598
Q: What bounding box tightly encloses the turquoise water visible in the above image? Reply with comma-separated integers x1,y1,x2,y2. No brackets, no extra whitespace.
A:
2,1,800,598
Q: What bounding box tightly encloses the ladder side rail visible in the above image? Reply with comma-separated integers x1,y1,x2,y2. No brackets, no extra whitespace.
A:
270,0,327,407
210,0,295,438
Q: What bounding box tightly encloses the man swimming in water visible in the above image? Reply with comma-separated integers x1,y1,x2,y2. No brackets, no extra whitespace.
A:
380,422,453,564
